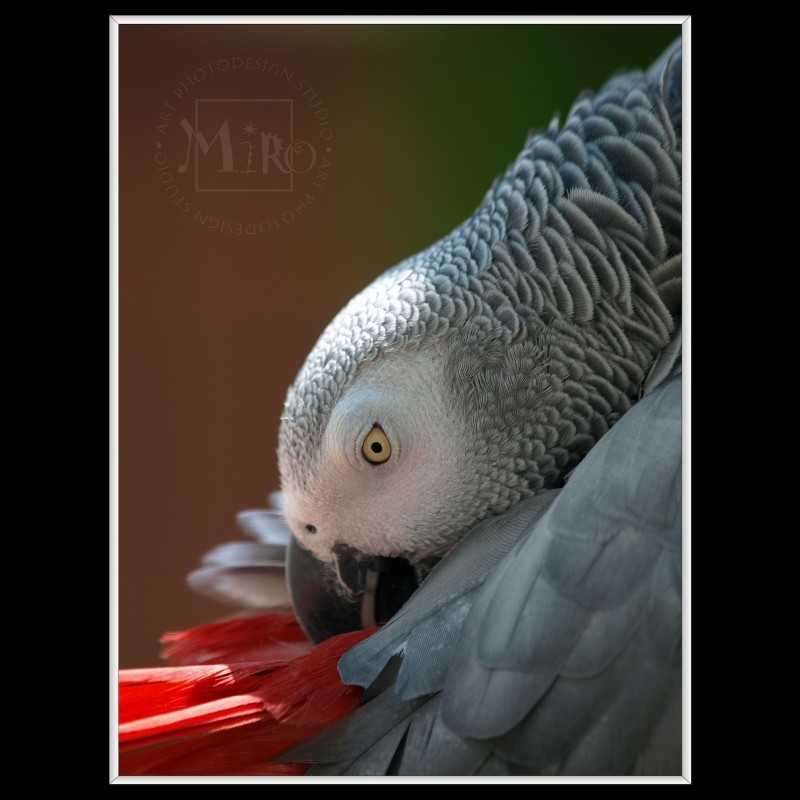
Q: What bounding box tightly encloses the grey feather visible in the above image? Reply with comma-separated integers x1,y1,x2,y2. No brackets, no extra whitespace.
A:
236,508,291,546
197,541,284,568
186,499,291,608
341,718,414,776
397,695,491,776
186,563,288,609
444,375,681,761
280,656,428,773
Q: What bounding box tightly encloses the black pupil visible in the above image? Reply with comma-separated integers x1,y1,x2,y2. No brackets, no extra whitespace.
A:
371,442,383,453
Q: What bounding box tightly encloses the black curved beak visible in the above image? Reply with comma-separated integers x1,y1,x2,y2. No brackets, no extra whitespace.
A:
286,536,423,644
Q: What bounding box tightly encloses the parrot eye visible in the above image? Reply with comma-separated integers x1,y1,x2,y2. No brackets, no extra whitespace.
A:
362,425,392,464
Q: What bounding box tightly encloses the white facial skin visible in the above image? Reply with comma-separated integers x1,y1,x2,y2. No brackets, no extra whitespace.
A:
281,346,481,566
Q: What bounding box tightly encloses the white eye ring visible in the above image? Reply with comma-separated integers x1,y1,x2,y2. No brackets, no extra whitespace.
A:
362,424,391,464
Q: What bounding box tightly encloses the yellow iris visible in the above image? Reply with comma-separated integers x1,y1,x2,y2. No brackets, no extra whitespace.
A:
362,425,391,464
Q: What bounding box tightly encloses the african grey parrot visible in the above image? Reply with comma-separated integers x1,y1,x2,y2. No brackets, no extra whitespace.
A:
190,37,683,776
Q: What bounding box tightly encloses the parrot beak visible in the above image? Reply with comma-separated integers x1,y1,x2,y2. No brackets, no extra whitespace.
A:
286,535,421,644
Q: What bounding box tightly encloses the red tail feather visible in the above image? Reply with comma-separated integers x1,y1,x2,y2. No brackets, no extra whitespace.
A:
160,612,312,666
118,613,376,776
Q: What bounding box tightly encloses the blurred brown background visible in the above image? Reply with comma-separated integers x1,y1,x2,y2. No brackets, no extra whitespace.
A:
116,22,680,667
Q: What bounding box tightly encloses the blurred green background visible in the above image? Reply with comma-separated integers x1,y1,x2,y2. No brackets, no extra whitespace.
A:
117,22,682,667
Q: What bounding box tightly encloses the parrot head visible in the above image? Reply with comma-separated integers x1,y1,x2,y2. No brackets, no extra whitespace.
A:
276,49,680,640
277,255,570,643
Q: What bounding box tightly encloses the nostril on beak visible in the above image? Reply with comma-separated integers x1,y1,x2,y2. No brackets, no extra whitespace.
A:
305,524,317,534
